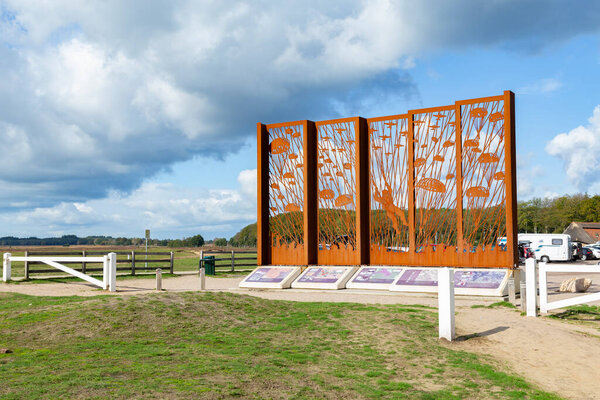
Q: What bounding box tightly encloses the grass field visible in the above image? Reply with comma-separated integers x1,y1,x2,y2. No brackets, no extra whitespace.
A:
0,291,560,399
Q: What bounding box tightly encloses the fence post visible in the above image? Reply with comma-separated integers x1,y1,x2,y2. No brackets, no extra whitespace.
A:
108,252,117,292
507,278,516,304
131,250,136,275
525,258,537,317
156,268,162,291
199,267,205,290
539,262,548,314
24,250,29,280
170,252,174,274
102,255,109,290
3,253,11,282
82,250,87,274
438,267,455,341
231,250,235,272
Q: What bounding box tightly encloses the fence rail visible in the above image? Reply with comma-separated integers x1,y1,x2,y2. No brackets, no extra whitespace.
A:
22,250,173,278
199,250,257,273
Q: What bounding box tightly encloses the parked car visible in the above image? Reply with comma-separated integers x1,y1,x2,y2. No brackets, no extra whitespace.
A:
580,247,596,261
518,241,534,264
583,245,600,259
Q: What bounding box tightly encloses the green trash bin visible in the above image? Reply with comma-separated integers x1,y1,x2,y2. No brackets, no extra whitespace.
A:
201,255,216,275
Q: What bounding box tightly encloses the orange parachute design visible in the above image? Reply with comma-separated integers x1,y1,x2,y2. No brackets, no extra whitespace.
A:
466,186,489,198
270,138,290,154
489,112,503,123
416,178,446,193
479,153,500,164
469,107,487,118
414,158,426,167
494,171,505,180
320,189,335,200
285,203,301,212
334,194,353,207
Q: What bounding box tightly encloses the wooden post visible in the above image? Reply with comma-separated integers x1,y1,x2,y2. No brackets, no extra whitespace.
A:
520,281,527,312
304,120,318,265
525,258,537,317
231,250,235,272
169,251,174,274
199,267,205,290
131,250,136,275
82,250,87,274
156,268,162,291
199,250,204,271
3,253,11,282
508,278,516,304
504,90,518,268
356,117,370,265
257,123,270,265
108,253,117,292
438,267,455,341
24,250,29,280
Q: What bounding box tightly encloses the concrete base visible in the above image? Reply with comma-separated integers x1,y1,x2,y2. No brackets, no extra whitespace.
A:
345,267,405,290
291,266,358,290
390,267,511,297
239,266,301,289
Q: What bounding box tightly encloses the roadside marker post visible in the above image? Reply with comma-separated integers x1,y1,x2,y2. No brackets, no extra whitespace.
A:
438,267,455,341
3,253,10,282
156,268,162,291
108,252,117,292
525,258,537,317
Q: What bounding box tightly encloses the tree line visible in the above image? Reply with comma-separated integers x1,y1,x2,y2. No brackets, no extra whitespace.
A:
0,234,206,247
518,193,600,233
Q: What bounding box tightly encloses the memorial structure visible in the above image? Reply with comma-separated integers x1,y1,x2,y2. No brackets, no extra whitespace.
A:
247,91,517,291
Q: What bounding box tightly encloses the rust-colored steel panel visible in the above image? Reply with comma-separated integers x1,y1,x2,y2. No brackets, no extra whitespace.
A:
459,98,509,267
267,122,306,265
316,117,359,265
257,91,517,268
369,114,411,265
257,123,270,265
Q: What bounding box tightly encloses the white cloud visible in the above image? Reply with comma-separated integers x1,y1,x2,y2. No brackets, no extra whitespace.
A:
0,169,257,239
0,0,599,235
518,78,563,95
546,105,600,191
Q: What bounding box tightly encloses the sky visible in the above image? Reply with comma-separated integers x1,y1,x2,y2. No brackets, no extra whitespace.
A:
0,0,599,240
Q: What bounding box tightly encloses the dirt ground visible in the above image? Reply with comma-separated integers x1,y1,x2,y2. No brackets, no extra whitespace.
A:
2,272,600,400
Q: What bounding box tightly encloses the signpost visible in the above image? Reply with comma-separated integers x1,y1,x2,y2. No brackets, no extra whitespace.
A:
145,229,150,268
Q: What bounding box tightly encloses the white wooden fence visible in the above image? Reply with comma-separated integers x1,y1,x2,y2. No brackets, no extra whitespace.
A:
526,258,600,316
3,252,117,292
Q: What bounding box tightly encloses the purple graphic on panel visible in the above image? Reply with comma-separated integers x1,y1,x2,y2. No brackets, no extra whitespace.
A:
396,269,504,289
246,267,294,283
352,268,403,284
298,267,346,283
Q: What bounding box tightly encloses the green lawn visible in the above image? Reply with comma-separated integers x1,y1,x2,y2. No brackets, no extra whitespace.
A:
0,292,560,399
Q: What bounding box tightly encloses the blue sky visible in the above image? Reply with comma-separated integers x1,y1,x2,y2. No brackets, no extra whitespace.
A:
0,0,599,240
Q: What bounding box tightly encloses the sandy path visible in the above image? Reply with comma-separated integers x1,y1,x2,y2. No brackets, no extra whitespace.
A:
2,274,600,399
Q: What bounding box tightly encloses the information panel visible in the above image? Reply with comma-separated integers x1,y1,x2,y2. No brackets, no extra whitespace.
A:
292,266,358,289
346,267,404,289
390,268,511,296
239,267,301,289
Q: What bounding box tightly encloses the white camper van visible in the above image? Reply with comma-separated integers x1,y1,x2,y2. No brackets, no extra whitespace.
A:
518,234,572,262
